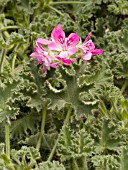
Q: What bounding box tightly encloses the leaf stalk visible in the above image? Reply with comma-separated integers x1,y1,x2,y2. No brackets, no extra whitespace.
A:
0,26,19,31
51,1,87,5
0,49,6,74
120,79,128,94
5,123,10,159
36,105,46,150
48,5,64,16
73,158,79,170
48,105,72,161
11,53,17,75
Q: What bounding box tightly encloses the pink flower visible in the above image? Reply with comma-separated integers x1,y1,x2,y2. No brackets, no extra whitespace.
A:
30,39,48,64
79,32,103,60
30,25,104,74
48,24,79,58
56,57,72,66
34,24,79,66
30,44,59,74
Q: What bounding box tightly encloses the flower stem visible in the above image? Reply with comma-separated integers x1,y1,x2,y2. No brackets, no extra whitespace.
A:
0,49,6,74
73,158,79,170
64,105,72,126
51,1,87,5
82,156,88,170
48,5,64,16
36,105,46,150
0,22,9,38
120,79,128,95
48,105,72,161
0,26,19,31
11,53,17,75
47,134,59,161
5,123,10,159
11,44,21,75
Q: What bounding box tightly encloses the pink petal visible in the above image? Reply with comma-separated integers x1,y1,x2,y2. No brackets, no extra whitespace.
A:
82,52,92,61
86,40,95,50
50,62,60,68
67,46,77,55
30,52,42,59
34,46,41,53
57,57,72,65
30,52,43,64
36,38,51,45
91,49,103,55
84,32,92,42
42,66,47,74
44,57,51,67
72,58,77,63
66,33,79,47
59,51,68,58
51,24,65,45
48,42,62,51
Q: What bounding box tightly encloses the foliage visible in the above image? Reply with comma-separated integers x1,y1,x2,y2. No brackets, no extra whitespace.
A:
0,0,128,169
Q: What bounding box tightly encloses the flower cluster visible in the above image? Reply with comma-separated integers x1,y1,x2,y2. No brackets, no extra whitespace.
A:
30,24,103,73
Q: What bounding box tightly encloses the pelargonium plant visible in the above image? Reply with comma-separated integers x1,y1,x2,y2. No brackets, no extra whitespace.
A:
30,24,103,74
1,0,128,169
29,24,103,163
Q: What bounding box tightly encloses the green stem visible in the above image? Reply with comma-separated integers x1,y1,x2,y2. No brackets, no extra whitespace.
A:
0,26,19,31
48,5,64,16
48,105,72,161
47,134,59,161
36,105,46,150
11,53,17,75
120,79,128,95
73,158,79,170
64,105,72,125
5,124,10,159
11,44,21,75
110,99,118,114
0,49,6,74
51,1,87,5
0,22,9,38
82,156,88,170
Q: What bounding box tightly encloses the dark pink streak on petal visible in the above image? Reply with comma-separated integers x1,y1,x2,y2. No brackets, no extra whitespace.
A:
84,32,92,42
91,49,103,55
67,33,79,47
50,62,60,68
51,24,65,46
56,57,72,66
42,66,47,74
84,40,95,50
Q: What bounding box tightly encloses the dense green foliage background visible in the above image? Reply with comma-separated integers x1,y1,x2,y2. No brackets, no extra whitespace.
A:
0,0,128,169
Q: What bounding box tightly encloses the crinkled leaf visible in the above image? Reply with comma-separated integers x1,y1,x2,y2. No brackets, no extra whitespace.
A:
35,161,65,170
0,78,20,123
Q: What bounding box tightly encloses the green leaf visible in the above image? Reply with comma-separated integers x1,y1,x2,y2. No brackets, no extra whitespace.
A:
45,57,113,117
10,110,40,139
108,0,128,15
11,146,41,169
0,78,20,123
57,126,94,161
91,155,119,170
6,32,26,46
93,118,124,151
35,161,65,170
119,147,128,170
